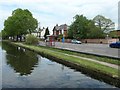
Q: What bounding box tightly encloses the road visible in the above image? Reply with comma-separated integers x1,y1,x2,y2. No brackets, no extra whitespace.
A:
39,41,120,59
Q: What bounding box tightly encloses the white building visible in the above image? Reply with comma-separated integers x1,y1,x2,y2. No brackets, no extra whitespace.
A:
31,27,45,39
41,28,45,39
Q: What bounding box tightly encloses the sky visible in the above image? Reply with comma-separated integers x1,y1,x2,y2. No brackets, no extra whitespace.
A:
0,0,119,34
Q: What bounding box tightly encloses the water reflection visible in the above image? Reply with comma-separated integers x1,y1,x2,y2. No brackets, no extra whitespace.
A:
1,42,116,88
2,42,39,76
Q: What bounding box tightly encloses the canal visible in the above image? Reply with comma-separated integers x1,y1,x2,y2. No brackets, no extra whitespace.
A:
1,42,116,88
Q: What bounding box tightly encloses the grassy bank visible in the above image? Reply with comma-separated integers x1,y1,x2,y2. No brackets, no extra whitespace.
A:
39,46,120,65
2,40,119,87
9,42,119,78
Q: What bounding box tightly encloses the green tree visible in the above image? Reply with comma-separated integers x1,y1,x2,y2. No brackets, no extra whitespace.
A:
0,32,1,37
93,15,115,33
86,21,105,39
25,34,39,45
68,15,89,39
3,8,38,41
0,31,2,41
1,30,8,39
68,15,104,39
44,27,50,39
109,31,119,38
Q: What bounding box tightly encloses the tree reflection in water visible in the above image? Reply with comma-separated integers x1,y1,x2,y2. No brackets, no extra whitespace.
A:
2,42,39,76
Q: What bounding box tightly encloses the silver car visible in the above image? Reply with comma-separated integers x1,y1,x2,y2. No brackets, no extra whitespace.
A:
71,39,82,44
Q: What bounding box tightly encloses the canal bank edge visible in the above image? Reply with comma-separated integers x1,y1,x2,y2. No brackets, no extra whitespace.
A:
3,41,120,88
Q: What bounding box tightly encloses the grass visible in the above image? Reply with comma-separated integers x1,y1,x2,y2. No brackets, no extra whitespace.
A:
45,47,120,65
13,42,119,77
25,44,119,65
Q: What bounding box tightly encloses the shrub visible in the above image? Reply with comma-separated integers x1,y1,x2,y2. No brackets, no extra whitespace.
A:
25,34,39,45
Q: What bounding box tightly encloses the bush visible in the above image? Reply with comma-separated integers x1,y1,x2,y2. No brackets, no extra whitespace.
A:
25,34,39,45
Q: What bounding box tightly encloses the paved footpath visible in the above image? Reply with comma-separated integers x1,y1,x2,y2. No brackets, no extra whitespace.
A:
64,54,118,69
38,41,120,69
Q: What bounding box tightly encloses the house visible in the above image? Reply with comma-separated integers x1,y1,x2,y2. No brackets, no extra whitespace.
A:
110,30,120,37
53,24,68,37
115,30,120,37
31,27,46,39
109,30,120,39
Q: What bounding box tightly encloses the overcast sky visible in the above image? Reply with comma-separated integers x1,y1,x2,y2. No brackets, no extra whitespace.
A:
0,0,119,33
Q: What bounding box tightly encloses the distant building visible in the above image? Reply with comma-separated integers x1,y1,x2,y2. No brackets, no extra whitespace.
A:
118,1,120,29
115,30,120,37
40,27,46,39
110,30,120,39
31,27,46,39
53,24,68,37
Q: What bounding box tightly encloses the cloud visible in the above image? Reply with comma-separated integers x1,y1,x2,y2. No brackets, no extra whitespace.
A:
0,0,119,33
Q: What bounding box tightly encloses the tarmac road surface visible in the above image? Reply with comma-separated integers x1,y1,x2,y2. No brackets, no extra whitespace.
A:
39,41,120,59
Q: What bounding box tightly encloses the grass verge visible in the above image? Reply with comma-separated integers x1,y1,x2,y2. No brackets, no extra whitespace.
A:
40,46,120,65
11,42,119,78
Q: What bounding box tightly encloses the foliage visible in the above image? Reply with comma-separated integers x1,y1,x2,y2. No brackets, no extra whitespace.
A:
1,30,8,39
68,15,88,39
56,34,63,41
68,15,105,39
86,21,105,39
58,34,63,39
44,27,50,39
0,31,1,37
109,31,119,38
93,15,115,33
25,34,39,45
3,8,38,41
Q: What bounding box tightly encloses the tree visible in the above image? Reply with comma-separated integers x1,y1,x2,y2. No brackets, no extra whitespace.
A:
1,30,8,39
86,21,105,39
25,34,39,45
93,15,115,33
68,14,104,39
68,15,89,39
3,8,38,41
0,31,2,40
0,32,1,37
109,31,120,38
44,27,50,39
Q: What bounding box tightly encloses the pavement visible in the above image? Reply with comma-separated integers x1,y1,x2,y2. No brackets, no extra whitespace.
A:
38,41,120,59
64,54,118,69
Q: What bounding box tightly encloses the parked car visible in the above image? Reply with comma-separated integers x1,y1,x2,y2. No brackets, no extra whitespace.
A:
71,39,82,44
109,41,120,48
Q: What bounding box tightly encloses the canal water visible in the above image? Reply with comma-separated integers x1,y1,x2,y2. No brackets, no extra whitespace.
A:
1,42,116,88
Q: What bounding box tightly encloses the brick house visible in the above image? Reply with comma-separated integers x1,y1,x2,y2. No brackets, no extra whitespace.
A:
110,30,120,39
53,24,68,37
110,30,120,40
116,30,120,37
